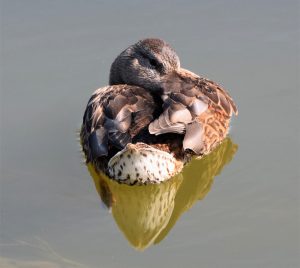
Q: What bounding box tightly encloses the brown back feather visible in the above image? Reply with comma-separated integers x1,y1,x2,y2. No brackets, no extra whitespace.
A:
148,70,238,154
81,85,156,161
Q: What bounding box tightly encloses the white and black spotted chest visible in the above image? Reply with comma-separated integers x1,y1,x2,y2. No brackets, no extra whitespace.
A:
107,144,178,185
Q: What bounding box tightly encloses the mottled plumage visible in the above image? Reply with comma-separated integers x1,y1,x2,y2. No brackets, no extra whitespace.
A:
81,85,156,162
80,38,238,184
149,69,238,154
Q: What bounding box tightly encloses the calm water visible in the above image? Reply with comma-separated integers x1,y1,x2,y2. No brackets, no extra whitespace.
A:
1,0,299,267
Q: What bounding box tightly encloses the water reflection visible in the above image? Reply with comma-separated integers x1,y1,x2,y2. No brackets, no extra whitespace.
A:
87,138,238,250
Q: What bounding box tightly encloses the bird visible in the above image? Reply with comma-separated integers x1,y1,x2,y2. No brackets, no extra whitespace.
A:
80,38,238,185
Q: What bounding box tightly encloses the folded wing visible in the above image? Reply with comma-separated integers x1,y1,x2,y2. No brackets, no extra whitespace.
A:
149,74,238,154
81,85,156,161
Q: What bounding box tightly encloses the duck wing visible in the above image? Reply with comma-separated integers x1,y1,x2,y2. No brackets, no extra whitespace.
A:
149,73,238,154
81,85,156,161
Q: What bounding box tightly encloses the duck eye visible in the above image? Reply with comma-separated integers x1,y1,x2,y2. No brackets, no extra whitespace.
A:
149,59,159,68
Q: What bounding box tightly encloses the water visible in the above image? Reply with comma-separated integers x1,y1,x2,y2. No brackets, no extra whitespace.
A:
1,0,299,267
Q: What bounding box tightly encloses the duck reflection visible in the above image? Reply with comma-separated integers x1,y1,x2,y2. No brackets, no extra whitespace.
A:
87,138,238,250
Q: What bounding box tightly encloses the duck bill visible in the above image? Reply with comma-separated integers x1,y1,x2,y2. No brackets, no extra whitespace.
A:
161,67,201,95
177,67,200,79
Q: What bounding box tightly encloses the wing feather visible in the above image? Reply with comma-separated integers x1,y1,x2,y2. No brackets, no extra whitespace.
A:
149,69,238,155
81,85,156,159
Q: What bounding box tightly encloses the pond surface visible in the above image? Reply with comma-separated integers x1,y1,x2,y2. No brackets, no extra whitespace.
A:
1,0,299,267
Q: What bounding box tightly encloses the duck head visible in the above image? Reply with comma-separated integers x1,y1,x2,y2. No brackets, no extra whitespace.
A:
109,38,181,93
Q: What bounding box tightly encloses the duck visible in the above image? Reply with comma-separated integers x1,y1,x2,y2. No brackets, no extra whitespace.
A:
80,38,238,185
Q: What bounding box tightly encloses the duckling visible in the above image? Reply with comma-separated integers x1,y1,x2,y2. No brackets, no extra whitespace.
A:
80,38,238,185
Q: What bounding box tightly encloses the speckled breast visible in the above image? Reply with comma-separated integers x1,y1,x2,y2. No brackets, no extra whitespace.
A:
107,143,183,185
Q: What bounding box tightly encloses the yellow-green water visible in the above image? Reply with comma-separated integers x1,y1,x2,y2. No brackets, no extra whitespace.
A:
89,138,237,250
